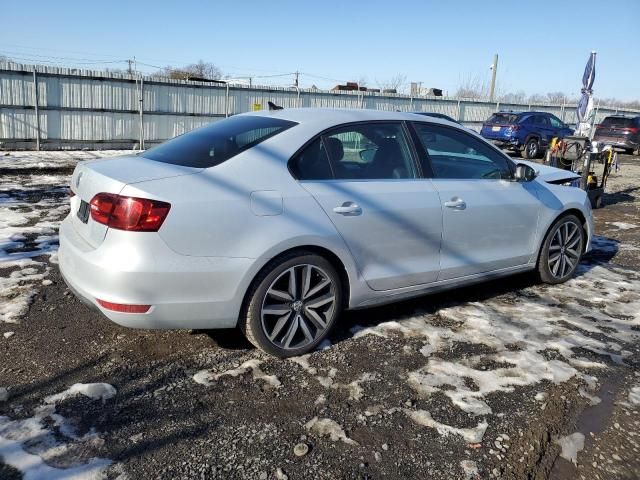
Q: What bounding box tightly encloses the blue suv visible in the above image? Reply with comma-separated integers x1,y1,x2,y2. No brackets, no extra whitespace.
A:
480,111,573,159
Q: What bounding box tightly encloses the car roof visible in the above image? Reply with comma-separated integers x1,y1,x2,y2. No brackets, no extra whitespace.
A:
241,107,456,129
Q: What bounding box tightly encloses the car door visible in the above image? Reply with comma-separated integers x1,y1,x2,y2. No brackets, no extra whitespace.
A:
410,122,541,280
290,122,443,291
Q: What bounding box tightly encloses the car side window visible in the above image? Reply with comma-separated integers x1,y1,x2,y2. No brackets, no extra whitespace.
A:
412,123,513,180
549,116,563,128
289,137,333,180
322,123,418,180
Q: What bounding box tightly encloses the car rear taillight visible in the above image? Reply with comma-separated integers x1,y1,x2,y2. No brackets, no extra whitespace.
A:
89,193,171,232
96,299,151,313
623,127,639,134
595,124,603,130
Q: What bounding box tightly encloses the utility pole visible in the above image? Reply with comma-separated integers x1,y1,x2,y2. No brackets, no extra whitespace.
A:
489,53,498,102
294,71,299,88
127,59,133,75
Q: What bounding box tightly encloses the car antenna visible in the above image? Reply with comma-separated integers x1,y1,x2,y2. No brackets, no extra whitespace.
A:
268,101,284,111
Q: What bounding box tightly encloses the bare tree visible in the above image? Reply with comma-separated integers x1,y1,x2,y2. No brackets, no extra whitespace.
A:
376,74,407,93
546,91,567,104
527,93,547,104
499,90,527,103
455,74,494,100
157,60,223,80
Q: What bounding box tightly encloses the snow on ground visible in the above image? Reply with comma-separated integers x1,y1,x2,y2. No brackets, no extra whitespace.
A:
304,417,358,445
0,383,117,480
0,151,130,323
0,150,127,170
554,432,585,464
193,359,282,388
0,173,69,322
608,222,638,231
191,237,640,447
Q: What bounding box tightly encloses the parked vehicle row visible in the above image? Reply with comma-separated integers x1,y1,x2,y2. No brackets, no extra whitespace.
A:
480,111,573,159
480,111,640,157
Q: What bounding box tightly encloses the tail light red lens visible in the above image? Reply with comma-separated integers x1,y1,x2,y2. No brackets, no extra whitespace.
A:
624,127,639,134
89,193,171,231
96,299,151,313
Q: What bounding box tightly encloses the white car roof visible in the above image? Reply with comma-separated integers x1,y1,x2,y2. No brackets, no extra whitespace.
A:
242,108,454,129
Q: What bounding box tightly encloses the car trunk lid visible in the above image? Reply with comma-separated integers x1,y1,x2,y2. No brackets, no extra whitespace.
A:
69,155,201,248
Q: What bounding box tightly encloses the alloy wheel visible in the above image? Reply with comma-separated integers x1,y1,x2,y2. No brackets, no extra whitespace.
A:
548,221,582,279
260,264,336,350
527,140,538,158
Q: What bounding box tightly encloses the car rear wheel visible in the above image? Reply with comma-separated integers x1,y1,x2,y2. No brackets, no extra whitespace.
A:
241,252,343,357
537,214,584,284
522,138,540,159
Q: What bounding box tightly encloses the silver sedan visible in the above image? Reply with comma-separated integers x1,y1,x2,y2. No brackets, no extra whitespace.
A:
59,109,593,357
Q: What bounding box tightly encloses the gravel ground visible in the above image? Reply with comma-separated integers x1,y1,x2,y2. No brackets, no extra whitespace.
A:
0,151,639,480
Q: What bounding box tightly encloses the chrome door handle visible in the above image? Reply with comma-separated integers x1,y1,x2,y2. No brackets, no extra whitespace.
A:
333,202,362,216
444,199,466,210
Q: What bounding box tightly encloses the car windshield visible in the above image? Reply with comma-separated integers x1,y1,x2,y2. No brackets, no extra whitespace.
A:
141,115,297,168
486,113,518,125
601,117,635,128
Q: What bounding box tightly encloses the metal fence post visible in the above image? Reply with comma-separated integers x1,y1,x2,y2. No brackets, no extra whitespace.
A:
225,83,230,117
456,100,461,122
33,70,41,151
139,75,144,150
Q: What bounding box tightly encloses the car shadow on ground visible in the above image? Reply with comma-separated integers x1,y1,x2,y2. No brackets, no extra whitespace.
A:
602,186,640,207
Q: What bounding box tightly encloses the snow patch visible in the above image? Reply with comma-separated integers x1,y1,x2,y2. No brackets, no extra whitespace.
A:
0,383,117,479
554,432,585,464
44,383,117,404
404,409,488,444
460,459,479,479
608,222,638,230
629,386,640,406
193,359,281,388
304,417,358,445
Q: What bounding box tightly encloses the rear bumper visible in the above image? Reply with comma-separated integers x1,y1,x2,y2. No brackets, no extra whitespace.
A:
593,136,638,150
481,134,521,148
58,214,256,329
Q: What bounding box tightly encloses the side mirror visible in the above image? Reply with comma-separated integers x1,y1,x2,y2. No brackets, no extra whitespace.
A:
515,163,537,182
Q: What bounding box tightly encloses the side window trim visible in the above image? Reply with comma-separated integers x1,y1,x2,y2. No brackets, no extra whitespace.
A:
409,121,516,180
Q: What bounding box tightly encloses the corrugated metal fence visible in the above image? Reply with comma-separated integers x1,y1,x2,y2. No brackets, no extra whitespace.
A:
1,62,638,150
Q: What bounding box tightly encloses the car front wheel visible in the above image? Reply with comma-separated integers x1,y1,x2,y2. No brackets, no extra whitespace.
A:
537,215,585,284
241,252,343,357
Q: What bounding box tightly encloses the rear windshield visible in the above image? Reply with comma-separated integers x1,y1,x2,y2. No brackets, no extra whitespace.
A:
601,117,635,128
486,113,518,125
141,115,297,168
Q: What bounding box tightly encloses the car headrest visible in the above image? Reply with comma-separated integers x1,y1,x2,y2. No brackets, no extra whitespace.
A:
323,137,344,161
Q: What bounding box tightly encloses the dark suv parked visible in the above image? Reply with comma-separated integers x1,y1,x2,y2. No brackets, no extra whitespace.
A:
593,115,640,154
480,111,573,159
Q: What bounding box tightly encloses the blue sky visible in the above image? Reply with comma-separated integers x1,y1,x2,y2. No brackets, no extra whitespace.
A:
2,0,638,101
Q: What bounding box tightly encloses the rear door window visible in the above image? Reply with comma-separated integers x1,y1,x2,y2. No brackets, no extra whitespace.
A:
322,123,418,180
141,115,297,167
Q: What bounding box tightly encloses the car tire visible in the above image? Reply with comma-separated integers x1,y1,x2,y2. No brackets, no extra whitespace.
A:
625,148,635,155
522,138,540,159
537,214,585,284
240,251,343,358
